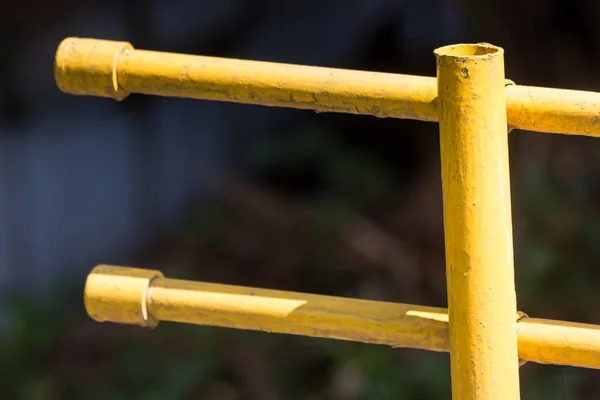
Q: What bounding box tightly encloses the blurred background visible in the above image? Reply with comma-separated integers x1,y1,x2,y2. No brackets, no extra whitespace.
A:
1,0,599,398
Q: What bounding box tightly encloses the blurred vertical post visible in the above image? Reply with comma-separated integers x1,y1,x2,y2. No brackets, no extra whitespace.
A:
435,44,520,399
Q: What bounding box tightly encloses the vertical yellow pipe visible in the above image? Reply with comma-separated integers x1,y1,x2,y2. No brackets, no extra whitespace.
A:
435,44,520,399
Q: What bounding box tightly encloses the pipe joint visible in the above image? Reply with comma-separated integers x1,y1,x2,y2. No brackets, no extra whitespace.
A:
55,37,132,100
84,265,163,327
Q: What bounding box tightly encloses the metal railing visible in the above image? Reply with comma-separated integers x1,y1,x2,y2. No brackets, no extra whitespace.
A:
55,37,600,399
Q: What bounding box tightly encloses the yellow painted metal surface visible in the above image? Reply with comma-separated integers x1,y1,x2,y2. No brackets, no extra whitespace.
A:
55,38,438,121
55,38,132,100
435,44,520,399
57,36,600,398
84,265,163,327
518,317,600,370
85,265,450,351
84,265,600,370
54,37,600,137
505,85,600,137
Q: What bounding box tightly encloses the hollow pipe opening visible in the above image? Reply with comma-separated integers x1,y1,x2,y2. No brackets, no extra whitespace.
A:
434,43,503,58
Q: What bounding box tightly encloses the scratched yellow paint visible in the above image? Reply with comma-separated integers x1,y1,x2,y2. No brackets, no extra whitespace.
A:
54,37,600,137
85,265,600,370
435,44,520,399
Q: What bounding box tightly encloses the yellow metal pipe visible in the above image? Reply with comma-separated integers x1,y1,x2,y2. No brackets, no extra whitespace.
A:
435,44,520,399
506,85,600,137
84,265,600,370
517,318,600,370
54,37,600,137
85,265,450,351
55,38,438,121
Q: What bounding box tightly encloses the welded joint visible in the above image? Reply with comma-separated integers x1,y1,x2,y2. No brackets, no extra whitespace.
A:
505,79,517,134
517,311,530,367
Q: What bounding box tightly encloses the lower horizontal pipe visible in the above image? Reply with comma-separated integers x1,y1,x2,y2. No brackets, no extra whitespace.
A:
150,274,450,352
84,265,600,369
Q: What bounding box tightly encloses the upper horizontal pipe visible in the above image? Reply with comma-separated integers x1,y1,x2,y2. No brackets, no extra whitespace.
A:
55,38,600,138
85,265,600,370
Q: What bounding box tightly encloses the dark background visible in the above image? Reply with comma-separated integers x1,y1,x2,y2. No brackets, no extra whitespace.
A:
1,0,599,398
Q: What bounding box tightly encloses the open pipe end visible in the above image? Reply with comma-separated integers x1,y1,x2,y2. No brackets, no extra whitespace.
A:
54,37,133,101
84,265,163,328
434,43,503,59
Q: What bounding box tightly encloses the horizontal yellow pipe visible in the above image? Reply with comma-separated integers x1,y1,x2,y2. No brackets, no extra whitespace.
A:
54,37,600,137
85,265,600,370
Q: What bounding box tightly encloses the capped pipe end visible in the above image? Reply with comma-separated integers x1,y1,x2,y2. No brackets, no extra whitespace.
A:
84,265,163,328
54,37,133,101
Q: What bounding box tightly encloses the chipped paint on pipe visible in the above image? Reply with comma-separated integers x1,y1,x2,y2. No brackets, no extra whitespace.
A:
54,38,438,122
54,37,600,137
84,265,600,370
435,43,520,399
